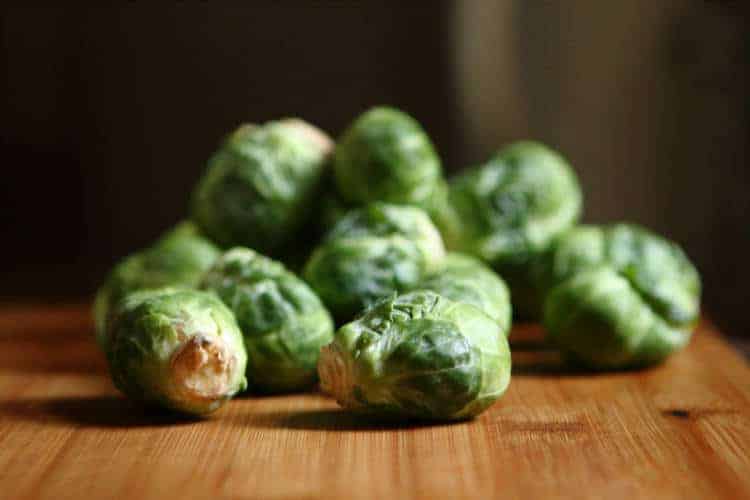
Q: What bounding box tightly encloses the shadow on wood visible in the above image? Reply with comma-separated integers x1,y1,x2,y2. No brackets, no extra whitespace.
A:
247,408,462,432
508,327,661,377
509,341,605,377
507,322,590,376
0,396,203,428
510,349,683,377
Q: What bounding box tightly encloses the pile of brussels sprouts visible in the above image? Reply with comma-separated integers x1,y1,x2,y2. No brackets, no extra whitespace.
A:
95,107,701,420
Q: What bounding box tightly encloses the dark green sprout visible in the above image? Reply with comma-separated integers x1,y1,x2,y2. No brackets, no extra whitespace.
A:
201,248,334,393
191,119,333,254
303,203,446,322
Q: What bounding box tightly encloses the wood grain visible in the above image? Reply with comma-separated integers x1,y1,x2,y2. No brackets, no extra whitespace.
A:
1,304,749,500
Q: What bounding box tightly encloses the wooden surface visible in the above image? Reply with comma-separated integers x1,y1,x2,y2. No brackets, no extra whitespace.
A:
1,304,749,500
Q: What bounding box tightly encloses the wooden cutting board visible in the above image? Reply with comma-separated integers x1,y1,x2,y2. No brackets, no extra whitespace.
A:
1,304,749,500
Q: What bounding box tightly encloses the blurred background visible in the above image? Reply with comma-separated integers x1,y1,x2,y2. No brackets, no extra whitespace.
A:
2,3,748,336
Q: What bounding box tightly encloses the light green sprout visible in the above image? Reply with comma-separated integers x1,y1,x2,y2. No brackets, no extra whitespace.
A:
93,221,221,350
318,291,511,421
541,224,701,369
415,252,512,333
333,107,443,211
106,288,248,415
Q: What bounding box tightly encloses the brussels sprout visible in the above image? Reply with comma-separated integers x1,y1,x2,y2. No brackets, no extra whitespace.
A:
303,203,446,322
439,141,582,318
106,288,248,415
325,202,445,272
333,107,443,210
201,248,334,392
541,224,701,369
191,119,333,253
318,291,511,421
93,221,221,350
416,253,512,333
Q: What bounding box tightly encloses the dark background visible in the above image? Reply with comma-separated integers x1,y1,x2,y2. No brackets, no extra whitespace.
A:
2,4,748,336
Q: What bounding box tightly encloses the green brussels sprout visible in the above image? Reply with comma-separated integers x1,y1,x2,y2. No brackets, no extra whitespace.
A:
325,202,445,270
541,224,701,369
439,141,582,318
93,221,221,350
191,119,333,253
303,203,446,322
201,248,334,392
318,291,511,421
333,107,443,210
106,288,248,415
415,253,512,333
